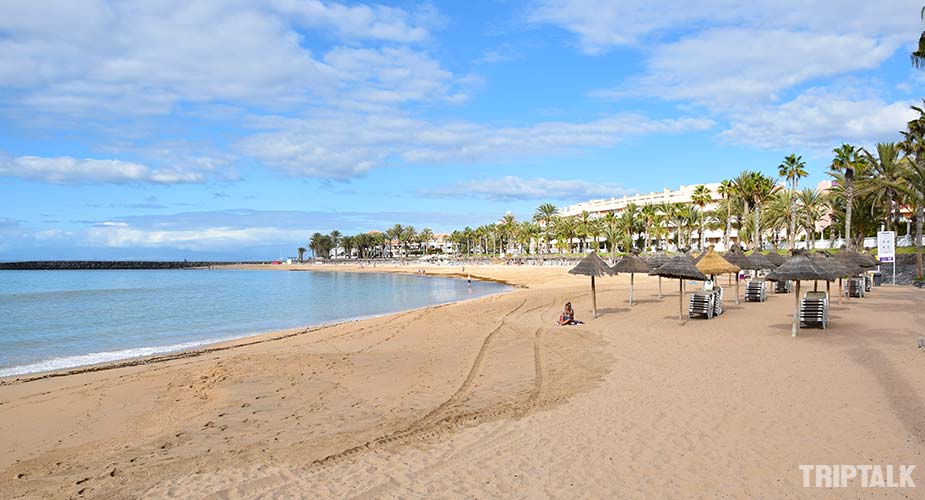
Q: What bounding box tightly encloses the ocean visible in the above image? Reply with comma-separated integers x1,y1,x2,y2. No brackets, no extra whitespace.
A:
0,269,510,377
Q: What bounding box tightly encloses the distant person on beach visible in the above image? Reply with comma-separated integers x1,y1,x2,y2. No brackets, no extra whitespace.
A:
558,302,583,326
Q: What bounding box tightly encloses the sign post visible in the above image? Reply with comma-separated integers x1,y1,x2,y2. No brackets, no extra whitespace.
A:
877,231,896,285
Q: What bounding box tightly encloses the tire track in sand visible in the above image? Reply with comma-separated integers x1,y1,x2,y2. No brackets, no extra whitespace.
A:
311,298,529,466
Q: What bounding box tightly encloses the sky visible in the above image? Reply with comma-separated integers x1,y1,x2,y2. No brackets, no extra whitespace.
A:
1,0,923,260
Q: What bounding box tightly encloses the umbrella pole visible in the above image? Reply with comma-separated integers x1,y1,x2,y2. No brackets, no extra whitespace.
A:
734,275,739,305
839,277,843,305
678,279,684,324
658,276,662,299
826,280,830,297
591,275,597,318
630,273,634,305
792,280,801,338
814,280,818,292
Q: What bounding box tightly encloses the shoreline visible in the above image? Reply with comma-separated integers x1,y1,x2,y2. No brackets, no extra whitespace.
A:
0,268,516,384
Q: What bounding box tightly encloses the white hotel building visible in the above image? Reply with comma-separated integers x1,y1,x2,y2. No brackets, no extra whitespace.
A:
562,182,735,250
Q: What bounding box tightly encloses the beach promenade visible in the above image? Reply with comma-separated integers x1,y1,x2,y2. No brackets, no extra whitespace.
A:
1,265,922,498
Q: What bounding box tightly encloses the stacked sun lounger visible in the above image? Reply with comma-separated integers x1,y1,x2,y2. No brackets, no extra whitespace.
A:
863,275,872,292
745,279,767,302
800,291,829,329
847,277,865,298
775,280,791,293
712,287,724,316
689,291,716,319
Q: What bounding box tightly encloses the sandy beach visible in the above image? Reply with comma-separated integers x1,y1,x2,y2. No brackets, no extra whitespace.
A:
1,264,923,498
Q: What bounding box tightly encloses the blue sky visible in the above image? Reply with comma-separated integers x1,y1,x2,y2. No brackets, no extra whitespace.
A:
1,0,923,259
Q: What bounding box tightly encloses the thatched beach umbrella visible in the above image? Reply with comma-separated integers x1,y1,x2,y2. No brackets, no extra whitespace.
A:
764,249,786,267
645,253,670,299
569,252,615,318
650,254,707,323
612,254,653,305
722,246,753,305
766,252,839,337
696,248,740,283
747,252,776,271
831,251,866,303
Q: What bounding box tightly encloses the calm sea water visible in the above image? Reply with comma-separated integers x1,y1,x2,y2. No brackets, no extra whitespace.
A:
0,269,510,377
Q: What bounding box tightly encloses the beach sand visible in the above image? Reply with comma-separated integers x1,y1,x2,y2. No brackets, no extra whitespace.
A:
1,265,923,498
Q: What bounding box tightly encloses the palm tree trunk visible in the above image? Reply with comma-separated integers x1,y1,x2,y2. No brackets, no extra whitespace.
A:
724,202,731,250
752,202,761,250
845,180,854,249
789,183,797,249
917,205,923,279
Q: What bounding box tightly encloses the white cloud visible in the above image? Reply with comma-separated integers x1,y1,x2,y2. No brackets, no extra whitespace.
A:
272,0,443,43
0,0,447,115
602,29,899,109
536,0,920,109
531,0,918,53
0,154,207,185
720,88,919,150
84,224,307,250
424,176,635,201
239,112,714,179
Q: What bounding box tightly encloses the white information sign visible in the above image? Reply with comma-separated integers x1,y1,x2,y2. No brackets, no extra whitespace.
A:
877,231,895,263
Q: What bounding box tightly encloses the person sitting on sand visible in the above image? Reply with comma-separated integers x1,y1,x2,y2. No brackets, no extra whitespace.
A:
558,302,582,326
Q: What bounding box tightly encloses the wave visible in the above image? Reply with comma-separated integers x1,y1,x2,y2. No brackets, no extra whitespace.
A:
0,335,248,378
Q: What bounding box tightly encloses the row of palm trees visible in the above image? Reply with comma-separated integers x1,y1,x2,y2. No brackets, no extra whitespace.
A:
301,101,925,279
303,225,438,261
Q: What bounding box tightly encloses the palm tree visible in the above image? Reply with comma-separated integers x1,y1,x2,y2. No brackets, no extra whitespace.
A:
309,232,330,259
555,216,578,254
717,180,734,250
749,172,779,250
386,224,403,257
797,188,825,248
732,171,756,249
861,143,907,234
533,203,558,255
498,213,517,254
296,247,306,263
762,191,792,247
618,204,641,251
900,103,925,279
829,144,863,249
329,230,342,259
913,6,925,68
640,204,657,252
690,185,712,250
418,227,434,256
778,154,808,249
341,235,355,259
576,211,594,252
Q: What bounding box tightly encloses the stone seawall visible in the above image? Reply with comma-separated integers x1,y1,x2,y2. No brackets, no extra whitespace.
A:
0,261,265,270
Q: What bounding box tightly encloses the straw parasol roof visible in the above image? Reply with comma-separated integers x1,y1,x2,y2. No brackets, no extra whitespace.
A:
695,248,739,276
811,252,851,278
765,252,838,282
764,249,786,267
766,251,840,338
645,253,670,268
650,253,707,280
831,251,865,276
612,254,653,274
841,249,878,268
569,252,616,277
723,245,756,270
746,251,776,270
